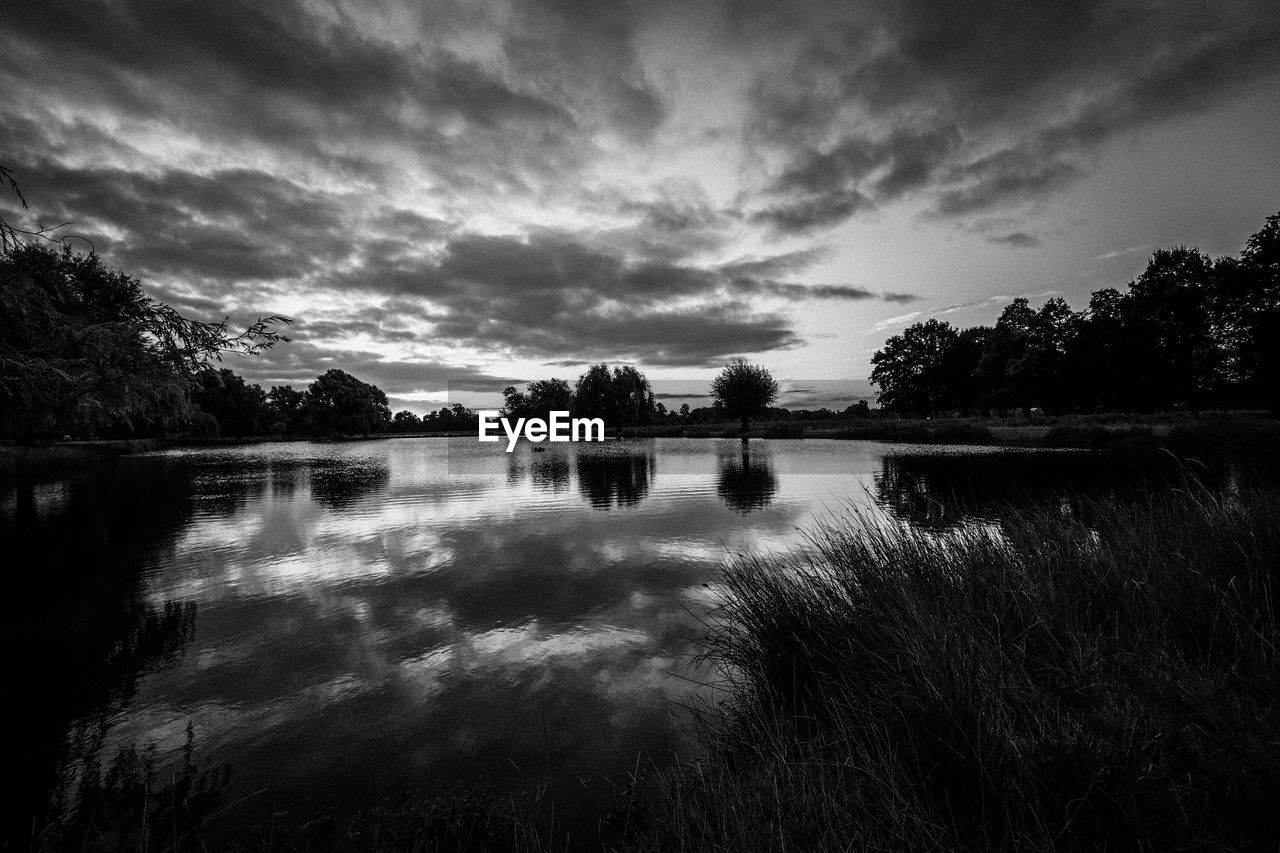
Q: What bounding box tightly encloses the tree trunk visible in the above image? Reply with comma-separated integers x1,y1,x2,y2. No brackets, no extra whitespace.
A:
740,413,749,433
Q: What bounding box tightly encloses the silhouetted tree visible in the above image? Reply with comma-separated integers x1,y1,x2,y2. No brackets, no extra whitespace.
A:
1064,289,1126,412
191,368,269,437
573,364,616,423
571,364,655,427
1123,247,1221,412
979,299,1037,415
867,211,1280,419
871,320,960,416
503,378,574,420
1,164,27,252
948,326,990,415
424,403,477,432
711,358,779,431
266,385,306,433
611,365,656,425
1222,212,1280,413
304,369,390,436
0,244,288,440
844,400,872,418
392,410,423,431
1015,298,1081,414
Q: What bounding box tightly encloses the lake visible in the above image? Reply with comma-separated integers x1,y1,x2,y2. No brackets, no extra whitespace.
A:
4,436,1162,844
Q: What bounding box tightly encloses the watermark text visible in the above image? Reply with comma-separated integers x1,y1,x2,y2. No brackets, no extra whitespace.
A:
478,410,605,452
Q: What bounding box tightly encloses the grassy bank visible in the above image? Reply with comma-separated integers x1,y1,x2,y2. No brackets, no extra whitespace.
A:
655,481,1280,851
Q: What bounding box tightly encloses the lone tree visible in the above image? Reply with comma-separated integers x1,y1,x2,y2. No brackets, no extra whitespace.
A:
711,358,779,432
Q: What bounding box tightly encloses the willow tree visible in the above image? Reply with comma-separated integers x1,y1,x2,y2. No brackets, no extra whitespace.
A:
0,243,289,440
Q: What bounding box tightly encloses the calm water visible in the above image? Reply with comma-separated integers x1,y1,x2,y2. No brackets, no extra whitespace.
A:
4,436,1156,842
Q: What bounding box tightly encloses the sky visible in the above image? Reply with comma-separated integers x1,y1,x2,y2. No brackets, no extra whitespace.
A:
2,0,1279,414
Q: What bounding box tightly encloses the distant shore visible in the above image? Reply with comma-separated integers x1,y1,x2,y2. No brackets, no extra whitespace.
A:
621,410,1280,452
5,412,1278,481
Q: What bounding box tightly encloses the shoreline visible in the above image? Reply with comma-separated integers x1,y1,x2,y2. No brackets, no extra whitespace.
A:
4,413,1277,481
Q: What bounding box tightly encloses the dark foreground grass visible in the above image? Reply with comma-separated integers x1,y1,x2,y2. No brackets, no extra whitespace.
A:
655,484,1280,852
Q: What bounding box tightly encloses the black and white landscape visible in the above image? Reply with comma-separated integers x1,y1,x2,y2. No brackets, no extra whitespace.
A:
3,1,1280,850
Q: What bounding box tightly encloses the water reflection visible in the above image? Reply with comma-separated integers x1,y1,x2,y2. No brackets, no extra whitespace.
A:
716,439,779,514
507,448,572,492
873,449,1189,529
1,458,201,847
310,456,391,508
2,437,1191,845
576,446,657,509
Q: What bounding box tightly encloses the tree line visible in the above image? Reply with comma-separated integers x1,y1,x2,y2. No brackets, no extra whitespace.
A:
0,231,787,440
871,211,1280,417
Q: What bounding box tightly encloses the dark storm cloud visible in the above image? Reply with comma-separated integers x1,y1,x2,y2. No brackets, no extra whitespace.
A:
505,0,667,141
233,341,517,395
334,231,808,366
0,0,654,202
743,0,1280,232
0,148,352,284
329,229,916,366
988,232,1044,249
749,188,874,234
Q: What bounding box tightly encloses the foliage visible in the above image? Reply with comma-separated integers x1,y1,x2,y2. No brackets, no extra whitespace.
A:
266,385,307,433
870,319,960,416
503,378,574,421
710,358,779,431
871,211,1280,416
571,364,656,426
0,243,288,439
391,409,423,431
305,369,392,436
191,368,270,437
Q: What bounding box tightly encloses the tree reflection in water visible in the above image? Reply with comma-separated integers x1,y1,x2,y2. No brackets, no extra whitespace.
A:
507,449,572,492
309,457,391,508
1,457,208,848
716,439,778,513
576,447,656,509
874,450,1191,530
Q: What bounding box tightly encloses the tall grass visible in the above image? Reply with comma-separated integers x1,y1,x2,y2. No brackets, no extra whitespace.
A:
655,484,1280,851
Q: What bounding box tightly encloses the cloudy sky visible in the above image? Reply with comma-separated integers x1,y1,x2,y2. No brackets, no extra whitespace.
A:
3,0,1279,413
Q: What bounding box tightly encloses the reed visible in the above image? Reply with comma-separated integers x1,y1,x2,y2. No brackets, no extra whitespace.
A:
655,482,1280,851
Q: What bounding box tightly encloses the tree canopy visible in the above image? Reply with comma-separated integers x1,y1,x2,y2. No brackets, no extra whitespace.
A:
711,358,779,431
306,369,392,436
870,211,1280,417
502,378,574,421
0,243,289,440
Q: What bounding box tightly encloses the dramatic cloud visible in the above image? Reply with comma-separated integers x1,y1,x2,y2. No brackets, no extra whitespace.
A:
742,0,1280,232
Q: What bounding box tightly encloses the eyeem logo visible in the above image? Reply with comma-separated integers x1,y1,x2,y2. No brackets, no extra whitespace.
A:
478,410,605,452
